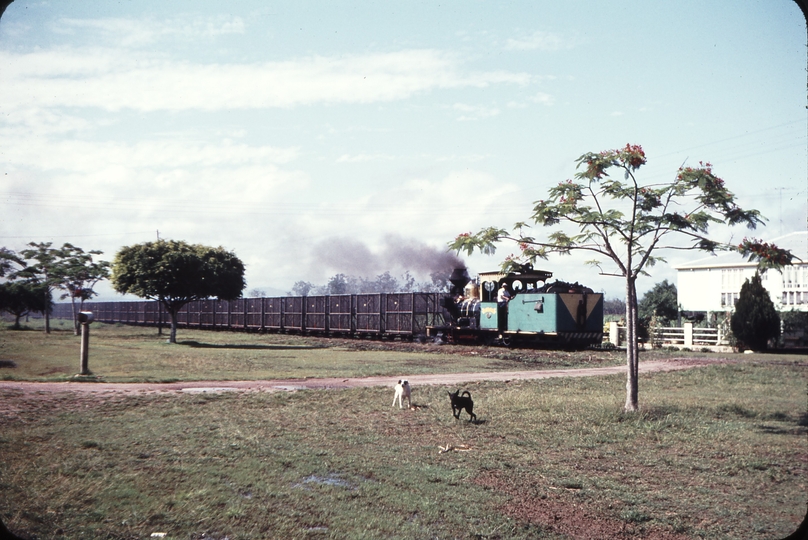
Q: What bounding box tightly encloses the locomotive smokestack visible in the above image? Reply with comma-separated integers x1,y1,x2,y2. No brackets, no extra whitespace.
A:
449,267,470,295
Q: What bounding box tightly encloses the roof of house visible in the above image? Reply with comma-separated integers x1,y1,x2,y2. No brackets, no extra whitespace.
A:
675,231,807,270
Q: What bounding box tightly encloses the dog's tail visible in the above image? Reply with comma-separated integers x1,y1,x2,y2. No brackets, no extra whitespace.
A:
461,390,472,398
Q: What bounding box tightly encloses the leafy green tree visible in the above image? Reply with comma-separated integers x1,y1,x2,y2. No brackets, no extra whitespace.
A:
111,240,246,343
400,270,417,292
12,243,111,334
0,281,51,329
247,288,267,298
779,310,808,347
638,279,678,326
780,310,808,335
0,247,24,278
358,271,400,293
325,274,351,295
13,242,67,334
730,272,780,351
57,244,111,335
289,281,315,296
603,297,627,316
451,144,794,411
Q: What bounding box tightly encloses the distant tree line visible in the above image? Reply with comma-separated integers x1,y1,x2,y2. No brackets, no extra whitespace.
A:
288,270,452,297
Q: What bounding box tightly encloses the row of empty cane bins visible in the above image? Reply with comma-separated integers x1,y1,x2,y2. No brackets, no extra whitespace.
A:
52,292,450,338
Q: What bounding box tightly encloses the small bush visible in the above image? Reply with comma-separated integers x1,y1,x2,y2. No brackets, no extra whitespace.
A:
731,272,780,351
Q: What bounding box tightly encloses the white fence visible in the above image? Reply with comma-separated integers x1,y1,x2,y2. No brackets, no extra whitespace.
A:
607,321,731,351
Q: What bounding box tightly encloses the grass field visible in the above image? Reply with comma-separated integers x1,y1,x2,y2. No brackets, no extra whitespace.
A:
0,321,806,539
0,321,630,383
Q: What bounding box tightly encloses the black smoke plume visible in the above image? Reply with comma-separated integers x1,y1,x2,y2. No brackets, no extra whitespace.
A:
311,234,465,280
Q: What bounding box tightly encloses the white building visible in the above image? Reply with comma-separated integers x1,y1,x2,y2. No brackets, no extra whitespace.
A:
676,231,808,314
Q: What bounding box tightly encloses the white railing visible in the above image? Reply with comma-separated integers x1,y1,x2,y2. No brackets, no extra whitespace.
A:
607,322,729,350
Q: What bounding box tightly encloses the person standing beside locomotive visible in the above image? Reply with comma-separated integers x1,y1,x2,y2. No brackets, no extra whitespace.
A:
497,283,512,333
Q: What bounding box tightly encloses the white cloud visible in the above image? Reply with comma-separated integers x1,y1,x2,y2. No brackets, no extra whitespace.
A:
530,92,555,106
453,102,501,121
52,16,246,47
0,49,531,112
505,30,568,51
1,136,300,172
336,153,395,163
0,107,96,135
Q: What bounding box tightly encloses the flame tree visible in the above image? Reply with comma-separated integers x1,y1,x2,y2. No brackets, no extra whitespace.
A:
11,243,111,335
58,244,111,335
450,144,794,411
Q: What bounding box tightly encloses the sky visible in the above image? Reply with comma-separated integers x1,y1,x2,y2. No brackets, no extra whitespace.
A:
1,0,806,301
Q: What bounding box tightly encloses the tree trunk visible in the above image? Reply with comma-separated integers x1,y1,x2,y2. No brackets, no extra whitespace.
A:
169,309,178,343
624,276,639,412
71,295,80,336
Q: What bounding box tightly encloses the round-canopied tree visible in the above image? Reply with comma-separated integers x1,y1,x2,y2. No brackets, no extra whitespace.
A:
111,240,246,343
731,272,780,351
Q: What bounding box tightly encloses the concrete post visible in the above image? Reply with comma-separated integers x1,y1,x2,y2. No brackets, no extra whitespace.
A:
684,322,693,347
609,321,620,346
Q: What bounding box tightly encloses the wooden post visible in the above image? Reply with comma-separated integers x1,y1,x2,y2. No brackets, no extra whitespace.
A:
77,311,94,375
80,323,90,375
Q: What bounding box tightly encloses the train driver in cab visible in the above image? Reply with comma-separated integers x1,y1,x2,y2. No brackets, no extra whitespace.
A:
497,283,512,333
497,283,512,305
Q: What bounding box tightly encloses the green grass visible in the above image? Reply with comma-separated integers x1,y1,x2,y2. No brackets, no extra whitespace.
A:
1,319,805,538
0,320,631,382
1,361,806,539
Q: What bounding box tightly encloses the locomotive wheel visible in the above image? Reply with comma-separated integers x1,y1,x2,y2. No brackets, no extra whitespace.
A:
499,335,513,347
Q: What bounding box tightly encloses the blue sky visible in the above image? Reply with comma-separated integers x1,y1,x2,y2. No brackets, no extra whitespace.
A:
1,0,805,300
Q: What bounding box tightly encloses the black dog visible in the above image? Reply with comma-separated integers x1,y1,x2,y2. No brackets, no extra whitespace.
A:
448,389,477,422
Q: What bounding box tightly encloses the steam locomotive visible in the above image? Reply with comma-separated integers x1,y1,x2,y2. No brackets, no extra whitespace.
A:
428,263,603,347
52,264,603,349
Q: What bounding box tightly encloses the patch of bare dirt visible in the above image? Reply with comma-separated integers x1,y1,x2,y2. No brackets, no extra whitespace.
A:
0,359,716,398
0,358,726,397
475,471,693,540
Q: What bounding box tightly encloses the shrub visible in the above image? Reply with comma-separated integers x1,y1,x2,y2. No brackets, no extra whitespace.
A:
730,272,780,351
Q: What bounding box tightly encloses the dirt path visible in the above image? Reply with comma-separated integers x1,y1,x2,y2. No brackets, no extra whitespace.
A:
0,358,718,396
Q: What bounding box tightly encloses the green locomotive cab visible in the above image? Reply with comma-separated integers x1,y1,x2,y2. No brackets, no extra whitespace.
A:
478,264,604,347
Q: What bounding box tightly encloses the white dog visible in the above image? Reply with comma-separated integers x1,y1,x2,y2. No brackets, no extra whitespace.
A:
392,379,411,409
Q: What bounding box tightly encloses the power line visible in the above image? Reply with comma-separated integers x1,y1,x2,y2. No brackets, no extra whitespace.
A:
0,231,156,240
